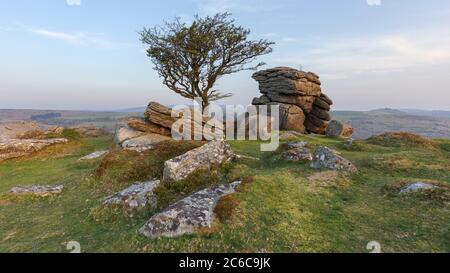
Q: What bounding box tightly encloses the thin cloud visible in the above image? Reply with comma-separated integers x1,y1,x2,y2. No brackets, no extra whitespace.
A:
269,27,450,80
21,24,134,49
195,0,283,14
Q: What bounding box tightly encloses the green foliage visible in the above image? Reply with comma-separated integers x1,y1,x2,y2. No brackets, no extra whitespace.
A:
140,12,274,107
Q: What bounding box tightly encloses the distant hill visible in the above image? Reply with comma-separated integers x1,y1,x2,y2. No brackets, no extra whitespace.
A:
331,108,450,139
1,108,449,139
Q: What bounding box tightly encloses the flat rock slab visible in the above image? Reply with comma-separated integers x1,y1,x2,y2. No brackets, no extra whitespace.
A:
310,146,357,172
79,150,108,161
140,181,241,239
121,134,172,152
103,180,161,210
163,140,235,182
10,185,64,196
400,183,436,194
0,138,68,161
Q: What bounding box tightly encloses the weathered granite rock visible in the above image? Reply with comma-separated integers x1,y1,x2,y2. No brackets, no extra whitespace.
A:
326,120,354,138
253,67,322,96
163,140,235,181
252,67,333,136
0,138,68,161
286,141,308,149
283,147,312,162
400,182,436,194
139,181,241,239
73,126,109,137
305,114,329,134
103,180,161,210
10,185,64,196
313,97,331,111
121,134,172,152
127,118,171,136
310,146,357,172
271,103,306,133
279,131,304,140
311,107,331,121
79,150,108,161
144,102,180,129
252,95,271,105
114,126,144,145
265,93,315,113
0,121,41,142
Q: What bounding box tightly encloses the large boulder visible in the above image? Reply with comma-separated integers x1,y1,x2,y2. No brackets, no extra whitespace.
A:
10,185,64,197
0,138,68,161
139,181,241,239
127,118,171,136
251,67,333,136
326,120,354,138
163,140,235,182
310,146,357,172
103,180,161,211
271,102,306,133
114,126,144,145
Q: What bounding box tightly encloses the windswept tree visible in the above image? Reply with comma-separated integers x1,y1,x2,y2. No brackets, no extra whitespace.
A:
140,13,274,108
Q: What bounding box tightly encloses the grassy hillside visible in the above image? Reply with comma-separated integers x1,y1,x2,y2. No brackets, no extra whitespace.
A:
0,135,449,253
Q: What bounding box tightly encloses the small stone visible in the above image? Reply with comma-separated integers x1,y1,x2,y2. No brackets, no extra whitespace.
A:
103,180,161,211
78,150,108,161
310,146,357,172
326,120,354,138
286,141,308,149
10,185,64,197
400,183,436,194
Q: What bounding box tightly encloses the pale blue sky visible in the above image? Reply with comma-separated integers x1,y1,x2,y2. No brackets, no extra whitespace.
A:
1,0,450,110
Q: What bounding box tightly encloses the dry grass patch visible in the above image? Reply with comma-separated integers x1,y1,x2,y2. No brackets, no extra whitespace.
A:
367,132,435,149
214,195,241,223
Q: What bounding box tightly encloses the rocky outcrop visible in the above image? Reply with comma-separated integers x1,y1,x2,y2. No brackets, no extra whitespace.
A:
252,67,333,135
0,121,41,142
326,120,354,138
103,180,161,211
0,138,68,161
10,185,64,197
139,181,241,239
128,118,171,136
310,146,357,172
163,140,235,181
114,125,171,152
79,150,108,161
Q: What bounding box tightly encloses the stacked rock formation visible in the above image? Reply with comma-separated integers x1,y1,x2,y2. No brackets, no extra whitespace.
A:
252,67,333,134
127,102,224,141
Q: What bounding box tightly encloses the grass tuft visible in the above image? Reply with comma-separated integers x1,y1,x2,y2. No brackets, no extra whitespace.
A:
214,195,241,223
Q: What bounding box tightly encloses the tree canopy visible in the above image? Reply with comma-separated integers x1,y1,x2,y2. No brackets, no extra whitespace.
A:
140,13,274,108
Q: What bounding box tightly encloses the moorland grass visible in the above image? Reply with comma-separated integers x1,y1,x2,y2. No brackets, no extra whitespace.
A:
0,134,449,253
